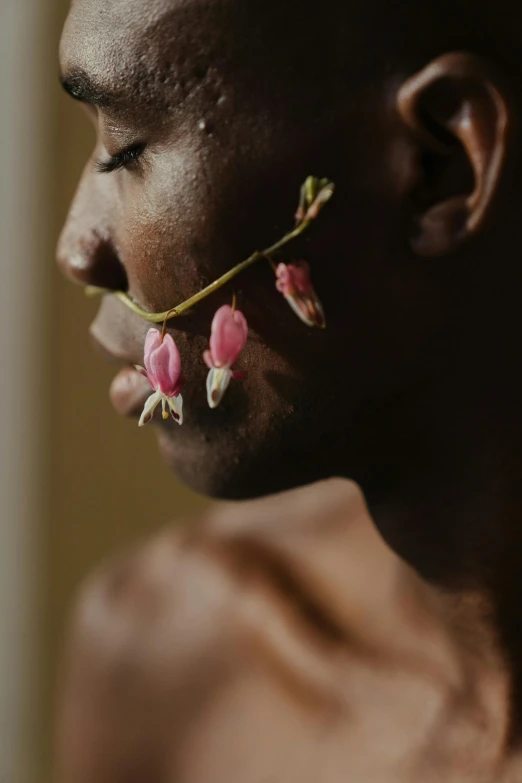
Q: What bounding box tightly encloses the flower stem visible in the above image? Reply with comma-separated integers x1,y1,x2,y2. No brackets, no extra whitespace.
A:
161,307,178,340
85,219,312,324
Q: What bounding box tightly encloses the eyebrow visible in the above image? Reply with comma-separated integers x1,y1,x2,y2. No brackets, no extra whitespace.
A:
60,68,120,109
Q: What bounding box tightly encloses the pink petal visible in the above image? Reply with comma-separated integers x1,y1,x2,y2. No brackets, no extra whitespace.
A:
275,263,293,296
143,329,163,376
287,262,313,296
147,332,182,395
209,305,248,368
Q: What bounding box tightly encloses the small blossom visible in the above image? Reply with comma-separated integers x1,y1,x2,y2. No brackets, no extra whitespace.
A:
295,177,335,223
135,328,184,426
203,304,248,408
275,261,325,329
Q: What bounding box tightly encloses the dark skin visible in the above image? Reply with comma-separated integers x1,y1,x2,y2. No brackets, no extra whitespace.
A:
57,0,522,780
58,0,466,501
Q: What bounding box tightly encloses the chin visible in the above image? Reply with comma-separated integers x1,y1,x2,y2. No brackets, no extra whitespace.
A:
154,412,333,501
155,427,270,500
149,364,345,499
154,438,233,499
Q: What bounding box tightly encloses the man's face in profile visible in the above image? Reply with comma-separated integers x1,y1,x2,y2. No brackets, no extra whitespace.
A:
58,0,448,498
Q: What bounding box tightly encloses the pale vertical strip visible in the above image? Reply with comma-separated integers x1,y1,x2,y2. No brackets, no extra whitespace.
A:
0,0,52,781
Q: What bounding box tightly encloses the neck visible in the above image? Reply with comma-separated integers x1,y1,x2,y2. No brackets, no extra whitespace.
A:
358,358,522,737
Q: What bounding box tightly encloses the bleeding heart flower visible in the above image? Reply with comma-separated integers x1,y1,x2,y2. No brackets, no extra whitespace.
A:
203,304,248,408
275,261,325,328
135,328,184,426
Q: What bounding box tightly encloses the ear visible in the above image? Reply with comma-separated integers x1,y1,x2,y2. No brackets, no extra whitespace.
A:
397,52,510,257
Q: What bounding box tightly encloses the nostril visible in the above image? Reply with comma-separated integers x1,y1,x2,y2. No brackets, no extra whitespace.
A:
57,234,128,292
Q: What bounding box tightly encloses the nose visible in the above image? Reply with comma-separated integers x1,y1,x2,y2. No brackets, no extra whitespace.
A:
57,164,128,291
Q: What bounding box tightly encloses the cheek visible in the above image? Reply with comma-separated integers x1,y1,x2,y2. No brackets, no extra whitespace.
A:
118,164,207,311
107,102,446,455
111,113,319,315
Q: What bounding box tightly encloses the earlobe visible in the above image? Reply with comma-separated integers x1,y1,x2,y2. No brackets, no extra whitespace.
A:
397,52,510,257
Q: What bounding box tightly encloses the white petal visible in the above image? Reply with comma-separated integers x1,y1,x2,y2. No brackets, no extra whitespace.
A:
167,394,183,425
206,367,232,409
284,293,325,329
138,390,162,427
284,293,315,328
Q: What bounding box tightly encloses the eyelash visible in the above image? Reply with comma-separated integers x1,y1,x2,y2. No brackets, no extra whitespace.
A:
95,143,145,174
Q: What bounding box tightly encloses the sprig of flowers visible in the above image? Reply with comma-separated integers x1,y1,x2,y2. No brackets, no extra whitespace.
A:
86,176,334,325
90,176,334,423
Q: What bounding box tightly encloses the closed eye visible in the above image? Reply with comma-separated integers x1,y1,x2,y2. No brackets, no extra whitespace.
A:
95,143,146,174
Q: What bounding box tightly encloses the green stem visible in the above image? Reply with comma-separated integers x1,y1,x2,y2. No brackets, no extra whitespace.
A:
85,219,312,324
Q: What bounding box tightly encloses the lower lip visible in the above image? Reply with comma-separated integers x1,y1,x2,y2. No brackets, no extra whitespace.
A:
109,367,151,417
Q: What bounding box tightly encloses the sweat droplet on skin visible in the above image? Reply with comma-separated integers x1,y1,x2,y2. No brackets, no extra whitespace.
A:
198,118,214,138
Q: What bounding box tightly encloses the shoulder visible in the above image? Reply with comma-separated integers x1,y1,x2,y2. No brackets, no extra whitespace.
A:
61,478,367,680
57,520,247,780
60,477,401,703
56,479,404,779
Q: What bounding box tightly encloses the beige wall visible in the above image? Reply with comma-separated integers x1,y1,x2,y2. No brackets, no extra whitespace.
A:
1,1,54,781
44,0,208,774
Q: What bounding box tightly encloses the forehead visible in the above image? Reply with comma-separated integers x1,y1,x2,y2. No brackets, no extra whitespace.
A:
60,0,229,95
59,0,348,128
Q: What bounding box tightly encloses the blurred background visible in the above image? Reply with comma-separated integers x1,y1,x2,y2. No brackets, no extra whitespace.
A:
0,2,208,781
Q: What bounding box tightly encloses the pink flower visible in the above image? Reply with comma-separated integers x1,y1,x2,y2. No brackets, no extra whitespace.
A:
203,304,248,408
135,328,184,426
275,261,325,328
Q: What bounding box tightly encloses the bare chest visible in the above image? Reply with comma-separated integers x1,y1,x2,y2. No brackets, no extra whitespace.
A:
173,654,519,783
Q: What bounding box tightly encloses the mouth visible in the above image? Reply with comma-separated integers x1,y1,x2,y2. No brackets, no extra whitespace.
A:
90,331,152,419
